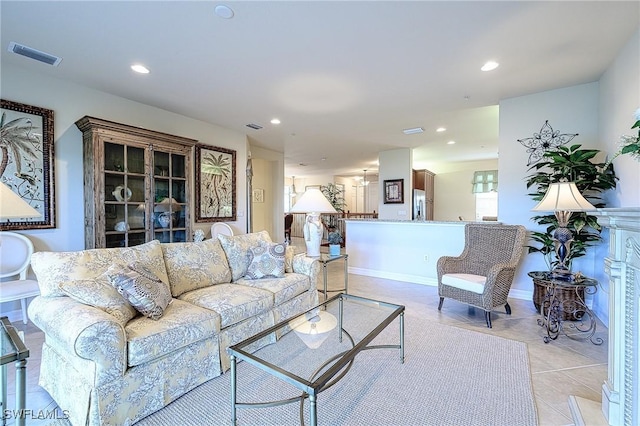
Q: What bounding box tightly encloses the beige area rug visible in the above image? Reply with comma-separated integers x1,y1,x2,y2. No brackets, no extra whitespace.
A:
131,315,538,426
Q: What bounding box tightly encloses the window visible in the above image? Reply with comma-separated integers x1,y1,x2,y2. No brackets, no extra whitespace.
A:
472,170,498,193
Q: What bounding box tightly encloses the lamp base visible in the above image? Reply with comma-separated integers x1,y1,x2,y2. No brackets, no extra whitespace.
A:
303,212,323,257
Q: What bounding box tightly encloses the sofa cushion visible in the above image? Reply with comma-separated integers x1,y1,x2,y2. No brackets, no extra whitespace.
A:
442,273,486,294
178,283,273,328
236,272,311,306
59,272,137,325
124,299,220,367
218,231,272,281
31,240,169,298
244,242,286,280
107,263,173,320
161,238,232,297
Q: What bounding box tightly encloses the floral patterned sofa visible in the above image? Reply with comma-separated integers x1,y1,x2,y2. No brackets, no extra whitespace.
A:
27,231,319,426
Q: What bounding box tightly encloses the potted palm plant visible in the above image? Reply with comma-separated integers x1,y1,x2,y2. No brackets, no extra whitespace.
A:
525,144,617,315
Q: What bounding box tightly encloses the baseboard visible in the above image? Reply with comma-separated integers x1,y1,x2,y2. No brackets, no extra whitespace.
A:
346,267,534,301
568,395,608,426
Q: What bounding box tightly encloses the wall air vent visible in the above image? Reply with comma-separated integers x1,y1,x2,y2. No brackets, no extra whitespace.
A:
8,42,62,66
246,123,263,130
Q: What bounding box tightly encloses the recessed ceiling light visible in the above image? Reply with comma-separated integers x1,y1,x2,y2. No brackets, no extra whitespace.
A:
270,118,281,125
447,140,456,145
481,61,499,71
403,127,424,135
131,64,149,74
436,127,446,132
214,4,234,19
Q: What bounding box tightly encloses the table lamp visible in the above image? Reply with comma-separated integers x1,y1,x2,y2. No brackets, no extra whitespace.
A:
289,188,337,257
0,182,41,223
531,181,595,279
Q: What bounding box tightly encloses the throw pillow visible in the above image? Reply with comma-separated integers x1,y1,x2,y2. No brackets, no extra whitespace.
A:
218,230,273,281
106,262,173,320
244,242,286,280
59,272,137,325
284,245,296,273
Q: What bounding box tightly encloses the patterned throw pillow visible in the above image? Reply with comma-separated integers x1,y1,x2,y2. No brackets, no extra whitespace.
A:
59,272,137,325
284,245,296,273
244,242,286,280
218,230,273,281
107,262,173,320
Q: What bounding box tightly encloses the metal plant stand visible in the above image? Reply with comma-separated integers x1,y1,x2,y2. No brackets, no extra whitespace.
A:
528,271,602,345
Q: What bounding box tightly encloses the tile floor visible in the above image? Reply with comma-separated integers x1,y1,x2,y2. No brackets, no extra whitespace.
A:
2,240,608,425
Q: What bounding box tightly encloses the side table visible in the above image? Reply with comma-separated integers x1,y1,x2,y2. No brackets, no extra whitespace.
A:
528,271,602,345
316,253,348,301
1,316,29,426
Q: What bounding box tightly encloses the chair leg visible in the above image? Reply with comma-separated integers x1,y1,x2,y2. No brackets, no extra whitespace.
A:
21,298,28,324
438,297,444,311
484,311,492,328
505,302,512,315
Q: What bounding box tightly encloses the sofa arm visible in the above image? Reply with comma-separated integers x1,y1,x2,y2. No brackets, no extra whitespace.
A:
292,254,320,285
28,296,127,385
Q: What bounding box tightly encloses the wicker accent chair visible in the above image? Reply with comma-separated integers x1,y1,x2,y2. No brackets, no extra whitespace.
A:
437,223,527,328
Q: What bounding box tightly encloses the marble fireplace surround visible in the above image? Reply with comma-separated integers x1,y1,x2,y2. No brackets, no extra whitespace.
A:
577,208,640,426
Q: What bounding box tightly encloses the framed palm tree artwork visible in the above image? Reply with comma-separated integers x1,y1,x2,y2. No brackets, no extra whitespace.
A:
195,144,236,222
1,99,55,230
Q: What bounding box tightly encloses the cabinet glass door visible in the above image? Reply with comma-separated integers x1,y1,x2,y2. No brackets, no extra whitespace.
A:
153,151,187,243
104,142,147,248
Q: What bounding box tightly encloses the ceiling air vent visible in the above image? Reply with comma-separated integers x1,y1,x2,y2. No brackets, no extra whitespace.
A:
246,123,263,130
8,42,62,66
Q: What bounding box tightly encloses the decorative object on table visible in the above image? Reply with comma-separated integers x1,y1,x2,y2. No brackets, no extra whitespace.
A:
525,144,616,276
531,182,596,280
327,227,343,256
289,309,338,349
437,223,527,328
154,197,181,228
112,185,132,202
383,179,404,204
195,144,236,222
517,120,578,166
193,229,205,242
0,99,55,230
114,221,129,232
602,107,640,169
290,187,337,257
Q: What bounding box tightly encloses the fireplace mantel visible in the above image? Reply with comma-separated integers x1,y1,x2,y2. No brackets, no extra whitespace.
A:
592,208,639,426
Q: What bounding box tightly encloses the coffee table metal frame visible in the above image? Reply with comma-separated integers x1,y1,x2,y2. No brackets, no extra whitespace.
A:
317,253,348,301
227,293,404,426
1,316,29,426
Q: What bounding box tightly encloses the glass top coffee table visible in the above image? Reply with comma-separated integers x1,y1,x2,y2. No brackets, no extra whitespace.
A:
227,293,405,426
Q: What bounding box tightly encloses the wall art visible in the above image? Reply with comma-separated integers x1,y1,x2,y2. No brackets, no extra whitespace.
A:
195,144,236,222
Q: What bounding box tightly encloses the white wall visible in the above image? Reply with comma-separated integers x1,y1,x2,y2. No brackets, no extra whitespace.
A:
499,82,601,295
599,28,640,208
249,145,285,240
432,159,498,222
1,63,250,317
378,148,412,220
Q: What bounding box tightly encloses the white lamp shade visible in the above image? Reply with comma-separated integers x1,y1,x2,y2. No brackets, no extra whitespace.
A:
531,182,595,212
289,188,337,213
0,182,41,220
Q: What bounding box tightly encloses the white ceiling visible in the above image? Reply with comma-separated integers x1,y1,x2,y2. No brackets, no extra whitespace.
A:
1,1,638,178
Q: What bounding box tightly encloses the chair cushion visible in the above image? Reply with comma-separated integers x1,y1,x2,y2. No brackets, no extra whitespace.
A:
125,299,220,367
218,231,272,281
236,272,311,305
161,238,232,297
442,273,486,294
107,263,173,320
244,242,286,280
178,283,273,328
